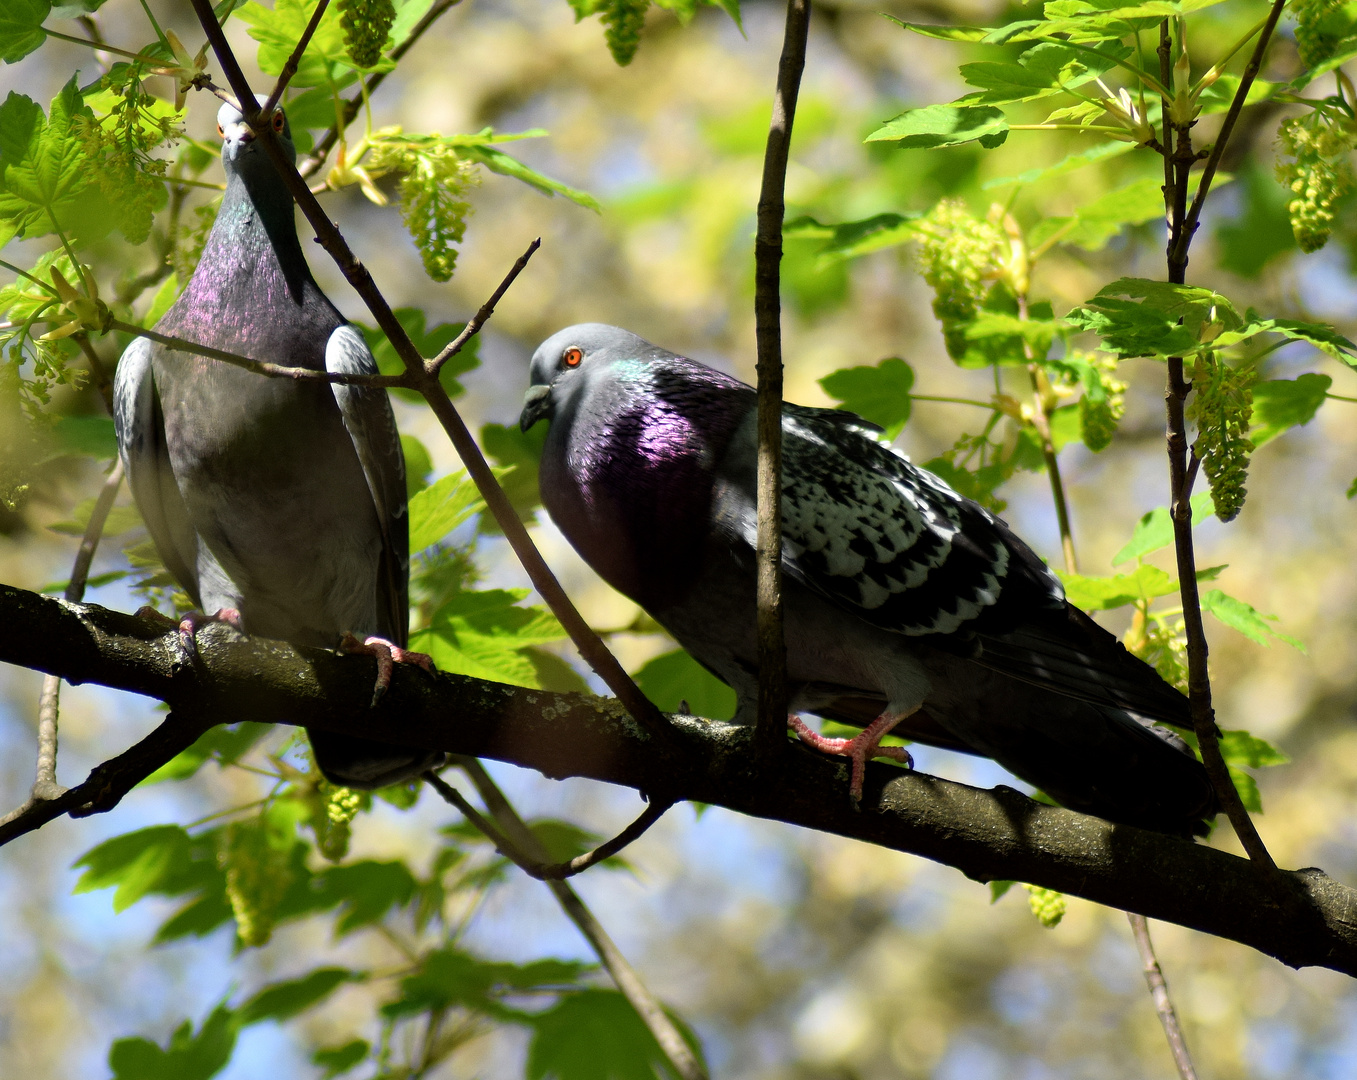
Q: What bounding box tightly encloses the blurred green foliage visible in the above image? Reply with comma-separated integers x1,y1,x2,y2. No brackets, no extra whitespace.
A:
3,0,1357,1075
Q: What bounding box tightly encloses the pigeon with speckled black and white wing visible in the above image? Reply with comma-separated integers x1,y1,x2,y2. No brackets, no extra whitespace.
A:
520,324,1218,836
114,99,442,789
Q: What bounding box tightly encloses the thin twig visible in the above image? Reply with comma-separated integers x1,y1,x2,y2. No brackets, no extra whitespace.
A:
73,333,114,413
436,761,706,1080
0,709,215,840
1129,913,1199,1080
188,0,676,751
12,421,125,816
426,238,540,375
1019,274,1200,1077
752,0,811,757
263,0,331,116
298,0,463,178
1170,0,1290,269
107,318,406,387
425,771,671,880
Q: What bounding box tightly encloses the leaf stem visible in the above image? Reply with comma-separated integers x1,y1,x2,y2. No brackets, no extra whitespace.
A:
40,26,163,63
136,0,170,49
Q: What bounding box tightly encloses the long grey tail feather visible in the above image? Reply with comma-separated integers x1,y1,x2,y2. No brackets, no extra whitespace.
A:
975,609,1192,729
988,705,1218,837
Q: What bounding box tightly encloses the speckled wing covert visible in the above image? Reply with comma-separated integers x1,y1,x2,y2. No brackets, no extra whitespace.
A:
772,405,1192,727
776,404,1056,636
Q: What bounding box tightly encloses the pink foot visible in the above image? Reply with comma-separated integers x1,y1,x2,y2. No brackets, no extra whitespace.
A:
789,710,915,808
136,605,241,663
340,633,435,705
177,608,242,660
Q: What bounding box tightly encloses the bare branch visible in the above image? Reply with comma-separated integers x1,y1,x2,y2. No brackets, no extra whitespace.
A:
0,705,215,842
425,768,671,880
752,0,811,757
1171,0,1290,269
1156,19,1274,868
426,237,540,375
2,584,1357,977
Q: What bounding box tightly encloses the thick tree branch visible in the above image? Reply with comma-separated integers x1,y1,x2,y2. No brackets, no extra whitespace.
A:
2,584,1356,976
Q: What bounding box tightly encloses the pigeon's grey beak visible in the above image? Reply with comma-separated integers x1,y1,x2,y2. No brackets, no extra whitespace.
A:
519,383,553,432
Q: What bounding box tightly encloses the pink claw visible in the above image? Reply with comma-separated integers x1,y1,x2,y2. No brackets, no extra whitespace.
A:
340,633,435,705
789,711,915,808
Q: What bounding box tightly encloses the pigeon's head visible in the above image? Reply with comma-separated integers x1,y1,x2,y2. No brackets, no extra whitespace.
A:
520,323,656,431
217,96,296,176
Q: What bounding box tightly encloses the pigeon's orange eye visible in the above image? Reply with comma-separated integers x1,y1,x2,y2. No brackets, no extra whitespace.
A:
562,347,583,368
216,123,224,137
271,109,285,132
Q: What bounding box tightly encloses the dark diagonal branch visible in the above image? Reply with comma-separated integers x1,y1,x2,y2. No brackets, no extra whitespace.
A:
187,0,675,753
428,238,540,375
3,584,1357,978
425,769,671,880
752,0,811,757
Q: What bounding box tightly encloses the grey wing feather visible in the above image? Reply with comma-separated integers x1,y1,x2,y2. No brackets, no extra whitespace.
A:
325,324,409,645
764,406,1191,726
112,336,202,607
774,405,1036,637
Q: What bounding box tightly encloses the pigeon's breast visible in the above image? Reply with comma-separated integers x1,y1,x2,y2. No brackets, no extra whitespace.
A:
544,378,750,609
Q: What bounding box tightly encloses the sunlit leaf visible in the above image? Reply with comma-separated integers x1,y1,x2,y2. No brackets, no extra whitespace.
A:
818,356,914,439
1056,564,1176,610
1201,589,1306,651
408,468,491,552
866,104,1009,149
1251,374,1332,446
0,0,50,64
633,647,736,721
410,587,567,688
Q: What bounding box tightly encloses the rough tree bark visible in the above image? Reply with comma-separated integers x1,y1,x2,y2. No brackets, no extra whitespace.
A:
2,583,1355,977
